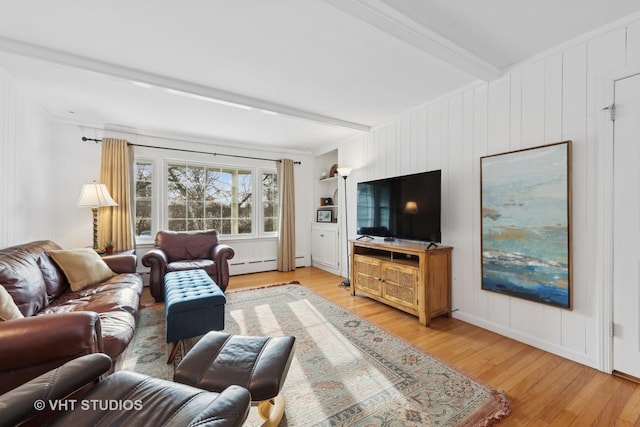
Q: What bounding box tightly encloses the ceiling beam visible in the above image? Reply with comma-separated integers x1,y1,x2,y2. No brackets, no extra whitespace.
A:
0,36,371,132
321,0,502,82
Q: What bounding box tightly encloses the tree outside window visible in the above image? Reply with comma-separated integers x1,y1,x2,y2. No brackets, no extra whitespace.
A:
263,171,278,233
167,163,253,235
134,160,278,238
134,160,153,237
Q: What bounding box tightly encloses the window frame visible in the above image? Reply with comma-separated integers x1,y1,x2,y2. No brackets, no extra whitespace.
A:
133,157,157,245
259,167,279,237
134,156,280,244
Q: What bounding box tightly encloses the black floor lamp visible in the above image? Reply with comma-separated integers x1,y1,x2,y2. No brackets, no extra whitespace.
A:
337,167,352,287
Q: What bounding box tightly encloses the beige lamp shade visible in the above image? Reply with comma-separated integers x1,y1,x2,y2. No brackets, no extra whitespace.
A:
77,181,118,207
77,181,117,252
337,167,352,177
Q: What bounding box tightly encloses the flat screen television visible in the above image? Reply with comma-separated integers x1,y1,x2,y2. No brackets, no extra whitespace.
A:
356,170,441,243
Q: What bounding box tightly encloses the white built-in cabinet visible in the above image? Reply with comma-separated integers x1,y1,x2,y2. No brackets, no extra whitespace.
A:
311,224,339,270
312,149,340,274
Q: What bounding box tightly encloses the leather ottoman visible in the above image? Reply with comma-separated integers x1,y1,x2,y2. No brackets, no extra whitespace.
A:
174,331,296,427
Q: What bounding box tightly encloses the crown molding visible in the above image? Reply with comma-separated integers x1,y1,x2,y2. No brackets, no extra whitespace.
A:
0,36,371,133
320,0,502,82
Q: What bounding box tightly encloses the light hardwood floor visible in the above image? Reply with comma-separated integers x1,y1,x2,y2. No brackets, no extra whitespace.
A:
142,267,640,426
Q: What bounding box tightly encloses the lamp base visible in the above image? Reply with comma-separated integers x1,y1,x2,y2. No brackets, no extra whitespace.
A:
339,279,350,287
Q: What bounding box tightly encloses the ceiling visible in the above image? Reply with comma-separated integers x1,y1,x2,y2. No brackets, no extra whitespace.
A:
1,0,639,153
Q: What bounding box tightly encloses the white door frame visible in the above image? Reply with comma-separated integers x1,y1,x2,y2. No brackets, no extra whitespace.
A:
597,65,640,373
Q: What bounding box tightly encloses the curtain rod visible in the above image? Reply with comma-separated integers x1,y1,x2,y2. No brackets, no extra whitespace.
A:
81,137,301,164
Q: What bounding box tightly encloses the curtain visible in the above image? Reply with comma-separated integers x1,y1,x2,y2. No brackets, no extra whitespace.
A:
98,138,135,251
276,159,296,271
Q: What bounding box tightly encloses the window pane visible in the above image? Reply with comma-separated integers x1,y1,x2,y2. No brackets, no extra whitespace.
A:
168,219,186,231
166,163,258,236
187,219,204,231
134,161,153,237
263,172,278,233
136,219,152,237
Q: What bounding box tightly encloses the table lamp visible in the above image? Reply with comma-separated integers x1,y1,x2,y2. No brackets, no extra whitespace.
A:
77,181,118,252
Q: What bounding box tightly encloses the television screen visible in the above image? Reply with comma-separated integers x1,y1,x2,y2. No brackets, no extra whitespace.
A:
356,170,441,243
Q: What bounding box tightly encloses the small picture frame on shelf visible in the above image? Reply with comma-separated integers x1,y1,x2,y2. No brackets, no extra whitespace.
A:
317,210,333,223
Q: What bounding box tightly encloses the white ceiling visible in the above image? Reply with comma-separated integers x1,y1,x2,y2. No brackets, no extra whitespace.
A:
0,0,639,152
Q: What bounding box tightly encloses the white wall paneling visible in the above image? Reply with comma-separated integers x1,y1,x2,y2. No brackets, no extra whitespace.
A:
0,72,16,248
628,22,640,68
0,69,54,248
561,43,589,356
338,18,640,370
587,28,628,366
456,91,475,315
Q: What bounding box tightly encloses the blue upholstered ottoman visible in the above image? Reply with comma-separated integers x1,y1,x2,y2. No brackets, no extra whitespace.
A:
164,269,226,363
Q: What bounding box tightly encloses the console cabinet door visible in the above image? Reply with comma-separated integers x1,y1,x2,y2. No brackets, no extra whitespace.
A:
353,255,382,296
381,262,418,310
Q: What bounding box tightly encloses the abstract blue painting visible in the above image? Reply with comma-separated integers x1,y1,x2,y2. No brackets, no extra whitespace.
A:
481,141,572,309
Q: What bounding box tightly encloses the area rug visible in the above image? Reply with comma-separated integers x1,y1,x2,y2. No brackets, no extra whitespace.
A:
119,284,510,426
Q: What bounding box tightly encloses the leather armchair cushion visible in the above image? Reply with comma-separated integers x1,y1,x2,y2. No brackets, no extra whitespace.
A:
48,248,116,291
168,259,216,273
156,230,219,262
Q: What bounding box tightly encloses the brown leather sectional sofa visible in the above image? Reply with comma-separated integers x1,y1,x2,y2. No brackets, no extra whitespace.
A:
0,240,143,394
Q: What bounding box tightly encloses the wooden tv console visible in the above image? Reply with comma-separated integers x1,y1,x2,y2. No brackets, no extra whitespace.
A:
350,239,452,326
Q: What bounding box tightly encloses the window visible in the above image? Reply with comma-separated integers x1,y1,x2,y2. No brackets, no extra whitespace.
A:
262,171,278,233
134,160,153,237
134,159,279,238
167,163,253,234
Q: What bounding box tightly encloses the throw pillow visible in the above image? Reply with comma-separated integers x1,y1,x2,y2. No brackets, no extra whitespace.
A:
48,248,116,292
0,285,24,321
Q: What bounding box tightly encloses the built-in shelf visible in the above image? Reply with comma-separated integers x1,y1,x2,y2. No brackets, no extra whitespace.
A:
313,149,340,275
319,176,338,182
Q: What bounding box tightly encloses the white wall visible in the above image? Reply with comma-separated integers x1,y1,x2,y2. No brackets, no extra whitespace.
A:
0,69,55,248
338,18,640,370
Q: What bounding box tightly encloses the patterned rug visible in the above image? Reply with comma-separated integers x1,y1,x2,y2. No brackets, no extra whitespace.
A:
119,284,510,426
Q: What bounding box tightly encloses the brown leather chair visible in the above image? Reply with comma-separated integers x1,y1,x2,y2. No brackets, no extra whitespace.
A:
141,230,235,302
0,353,251,427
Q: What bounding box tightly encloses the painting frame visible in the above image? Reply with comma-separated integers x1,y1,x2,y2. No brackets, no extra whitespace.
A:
317,209,333,223
480,141,572,309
